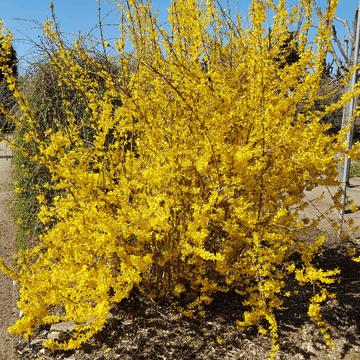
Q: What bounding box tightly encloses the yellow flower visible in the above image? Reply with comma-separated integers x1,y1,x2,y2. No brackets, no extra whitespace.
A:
36,194,47,204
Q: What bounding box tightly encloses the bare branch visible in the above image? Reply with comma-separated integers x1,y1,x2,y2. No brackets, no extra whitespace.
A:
334,16,353,41
332,25,348,62
329,42,347,77
344,37,349,59
353,8,359,39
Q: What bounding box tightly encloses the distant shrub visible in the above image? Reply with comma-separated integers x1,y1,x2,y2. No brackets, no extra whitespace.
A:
0,42,17,133
11,50,127,250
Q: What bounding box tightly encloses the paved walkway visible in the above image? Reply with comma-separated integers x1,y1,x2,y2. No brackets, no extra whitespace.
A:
297,176,360,247
0,138,17,360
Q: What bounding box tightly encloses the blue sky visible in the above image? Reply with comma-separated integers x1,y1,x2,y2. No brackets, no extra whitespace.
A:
1,0,360,73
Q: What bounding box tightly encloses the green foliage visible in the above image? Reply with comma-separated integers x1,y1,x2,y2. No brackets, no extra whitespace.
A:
11,51,125,250
10,61,72,251
0,80,16,133
0,42,17,133
11,123,57,251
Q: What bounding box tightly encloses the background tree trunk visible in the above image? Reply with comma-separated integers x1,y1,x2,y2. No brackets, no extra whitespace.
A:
329,8,360,184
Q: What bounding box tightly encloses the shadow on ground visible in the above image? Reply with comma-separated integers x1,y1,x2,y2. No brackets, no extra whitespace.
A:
14,236,360,360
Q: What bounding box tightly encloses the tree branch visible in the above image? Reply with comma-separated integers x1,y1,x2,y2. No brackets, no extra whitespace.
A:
329,42,347,77
352,8,359,40
334,16,353,41
344,37,349,59
332,25,348,63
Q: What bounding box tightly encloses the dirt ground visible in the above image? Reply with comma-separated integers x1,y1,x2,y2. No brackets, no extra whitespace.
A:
1,136,360,359
0,139,18,360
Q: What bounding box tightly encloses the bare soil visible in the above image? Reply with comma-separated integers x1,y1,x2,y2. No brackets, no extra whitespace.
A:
1,138,360,359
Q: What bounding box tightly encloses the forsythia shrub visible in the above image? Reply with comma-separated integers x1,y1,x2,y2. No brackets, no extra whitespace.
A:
1,0,360,357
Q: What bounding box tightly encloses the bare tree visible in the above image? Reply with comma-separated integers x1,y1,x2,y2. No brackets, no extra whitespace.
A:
328,7,360,184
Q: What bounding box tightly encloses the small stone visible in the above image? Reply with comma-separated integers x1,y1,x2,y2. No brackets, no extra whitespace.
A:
122,320,133,326
47,315,118,344
30,338,45,346
291,355,305,360
64,355,76,360
84,314,119,331
327,299,339,307
344,351,360,360
48,321,76,343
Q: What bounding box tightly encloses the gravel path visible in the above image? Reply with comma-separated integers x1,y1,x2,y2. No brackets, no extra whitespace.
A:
0,138,17,360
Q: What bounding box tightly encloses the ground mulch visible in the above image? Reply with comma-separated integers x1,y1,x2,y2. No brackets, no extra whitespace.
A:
13,232,360,360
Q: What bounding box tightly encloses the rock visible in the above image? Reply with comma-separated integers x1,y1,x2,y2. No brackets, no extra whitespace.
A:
64,355,76,360
47,314,119,344
84,314,119,331
327,299,339,307
290,355,305,360
30,338,45,346
48,321,76,343
106,314,120,330
344,351,360,360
